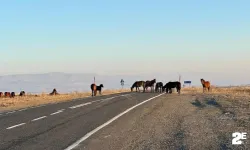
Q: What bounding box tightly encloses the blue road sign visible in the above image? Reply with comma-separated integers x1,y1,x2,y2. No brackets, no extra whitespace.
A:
184,81,191,84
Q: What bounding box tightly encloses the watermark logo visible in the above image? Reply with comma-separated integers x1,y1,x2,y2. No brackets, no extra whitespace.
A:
232,132,247,145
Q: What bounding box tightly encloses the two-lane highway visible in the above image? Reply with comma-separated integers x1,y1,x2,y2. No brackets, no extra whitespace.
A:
0,92,162,150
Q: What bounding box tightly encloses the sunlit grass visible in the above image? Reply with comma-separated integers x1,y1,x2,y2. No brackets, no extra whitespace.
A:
0,89,130,112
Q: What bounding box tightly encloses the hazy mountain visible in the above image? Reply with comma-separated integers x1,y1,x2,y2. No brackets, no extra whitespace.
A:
0,72,145,94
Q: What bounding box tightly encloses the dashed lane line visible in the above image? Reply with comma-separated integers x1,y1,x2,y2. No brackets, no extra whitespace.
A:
50,109,65,115
31,116,47,122
69,102,92,109
2,93,131,115
4,93,133,130
6,123,26,130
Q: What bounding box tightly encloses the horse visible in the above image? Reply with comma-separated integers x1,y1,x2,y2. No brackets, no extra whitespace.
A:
19,91,25,96
162,81,181,94
50,88,59,95
155,82,163,92
144,79,156,92
10,92,15,98
4,92,11,97
131,81,145,92
200,78,211,93
91,84,104,96
0,92,3,97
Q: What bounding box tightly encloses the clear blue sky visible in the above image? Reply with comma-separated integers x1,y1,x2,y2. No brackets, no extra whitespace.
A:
1,0,249,78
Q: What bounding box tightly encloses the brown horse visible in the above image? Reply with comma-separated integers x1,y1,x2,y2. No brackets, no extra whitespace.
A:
4,92,11,97
200,78,211,93
91,84,104,96
131,81,145,92
0,92,3,97
50,88,59,95
144,79,156,92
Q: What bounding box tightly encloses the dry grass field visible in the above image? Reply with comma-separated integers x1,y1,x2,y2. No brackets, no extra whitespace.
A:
183,86,250,95
0,89,130,112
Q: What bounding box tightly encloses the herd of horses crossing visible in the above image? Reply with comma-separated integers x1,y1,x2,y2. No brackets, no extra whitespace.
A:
131,79,182,94
0,78,211,98
130,78,211,94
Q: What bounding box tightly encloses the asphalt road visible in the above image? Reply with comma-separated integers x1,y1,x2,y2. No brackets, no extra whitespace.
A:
0,92,162,150
75,93,250,150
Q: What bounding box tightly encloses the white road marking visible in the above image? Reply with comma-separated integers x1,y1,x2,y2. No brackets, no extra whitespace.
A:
6,123,26,129
6,111,16,114
50,109,65,115
31,116,47,121
64,93,164,150
92,95,124,103
69,102,92,109
18,108,27,111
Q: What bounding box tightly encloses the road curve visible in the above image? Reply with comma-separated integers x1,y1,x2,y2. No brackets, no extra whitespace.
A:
0,92,161,150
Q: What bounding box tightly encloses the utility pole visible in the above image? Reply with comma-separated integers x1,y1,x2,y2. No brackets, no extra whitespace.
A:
94,76,95,84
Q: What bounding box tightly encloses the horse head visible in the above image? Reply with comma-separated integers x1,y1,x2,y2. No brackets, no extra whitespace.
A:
99,84,104,88
53,88,57,93
200,79,205,84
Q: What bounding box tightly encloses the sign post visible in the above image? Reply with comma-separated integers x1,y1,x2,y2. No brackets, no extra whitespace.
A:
120,79,124,89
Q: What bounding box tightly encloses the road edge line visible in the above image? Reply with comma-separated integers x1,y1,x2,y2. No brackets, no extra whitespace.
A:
64,93,164,150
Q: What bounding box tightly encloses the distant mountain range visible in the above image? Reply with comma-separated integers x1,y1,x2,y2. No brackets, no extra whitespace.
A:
0,72,149,94
0,72,248,94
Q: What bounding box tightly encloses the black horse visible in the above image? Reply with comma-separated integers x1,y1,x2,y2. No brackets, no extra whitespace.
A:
155,82,163,92
91,84,104,96
162,81,181,94
50,88,59,95
19,91,25,96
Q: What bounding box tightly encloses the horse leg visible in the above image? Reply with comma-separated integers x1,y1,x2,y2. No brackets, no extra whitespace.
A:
92,90,94,97
177,87,180,94
209,86,211,92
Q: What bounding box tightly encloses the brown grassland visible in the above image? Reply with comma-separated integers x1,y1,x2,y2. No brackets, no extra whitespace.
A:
0,89,130,112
